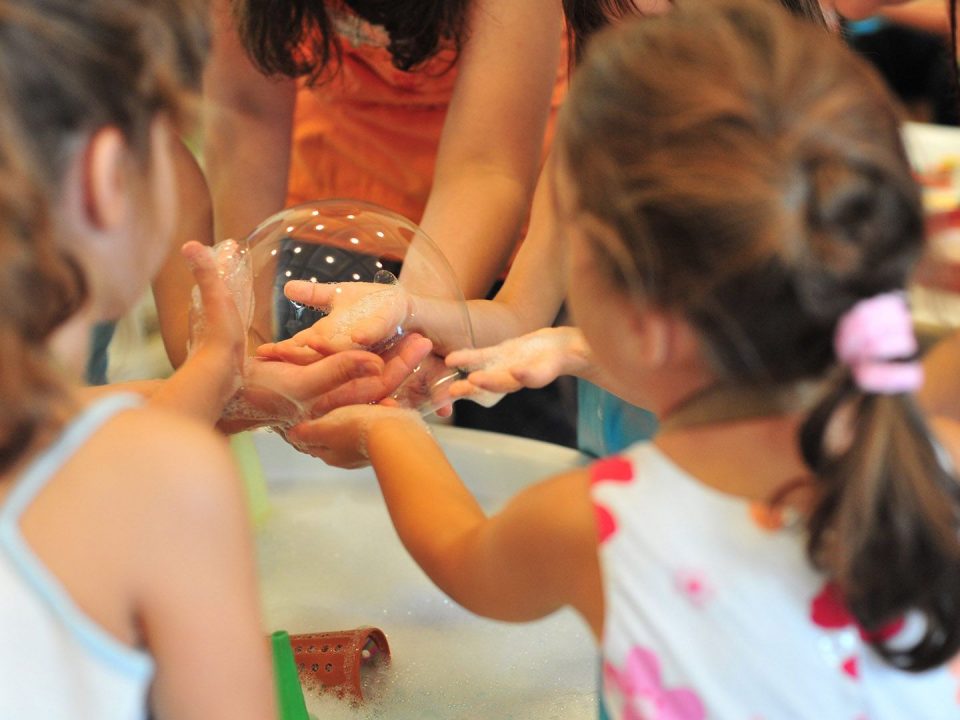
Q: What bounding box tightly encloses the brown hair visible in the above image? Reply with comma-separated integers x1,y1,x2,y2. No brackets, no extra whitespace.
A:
0,0,209,471
561,0,828,63
232,0,472,82
558,0,960,671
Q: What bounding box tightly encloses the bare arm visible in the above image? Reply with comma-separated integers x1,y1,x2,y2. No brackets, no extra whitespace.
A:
134,420,276,720
406,0,565,300
152,138,214,369
455,148,570,350
288,406,604,637
81,242,245,425
260,153,570,366
202,0,296,243
255,8,570,360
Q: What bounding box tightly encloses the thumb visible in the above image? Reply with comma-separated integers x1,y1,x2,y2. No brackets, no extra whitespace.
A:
181,240,216,281
181,240,223,309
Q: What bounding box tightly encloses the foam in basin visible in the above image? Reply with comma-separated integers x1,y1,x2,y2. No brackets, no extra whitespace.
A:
254,427,597,719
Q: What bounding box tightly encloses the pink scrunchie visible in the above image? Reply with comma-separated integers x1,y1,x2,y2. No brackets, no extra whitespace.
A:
834,293,923,394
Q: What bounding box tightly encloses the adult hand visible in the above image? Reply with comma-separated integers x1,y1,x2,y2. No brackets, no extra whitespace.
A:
445,326,592,407
256,280,412,362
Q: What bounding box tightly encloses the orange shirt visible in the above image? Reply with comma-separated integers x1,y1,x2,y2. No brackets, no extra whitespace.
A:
286,12,568,224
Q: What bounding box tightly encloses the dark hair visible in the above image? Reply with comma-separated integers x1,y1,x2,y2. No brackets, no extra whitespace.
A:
558,0,960,671
561,0,828,63
232,0,472,82
0,0,209,471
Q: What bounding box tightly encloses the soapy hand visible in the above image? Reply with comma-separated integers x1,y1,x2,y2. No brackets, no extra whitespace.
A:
182,239,249,392
282,403,430,469
256,279,413,363
219,333,434,433
445,327,592,407
389,350,458,417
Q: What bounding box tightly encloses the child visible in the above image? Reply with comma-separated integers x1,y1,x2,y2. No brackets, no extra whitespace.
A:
294,0,960,716
0,1,277,717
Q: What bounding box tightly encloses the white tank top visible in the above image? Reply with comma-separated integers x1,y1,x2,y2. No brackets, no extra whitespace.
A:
591,443,959,720
0,394,154,719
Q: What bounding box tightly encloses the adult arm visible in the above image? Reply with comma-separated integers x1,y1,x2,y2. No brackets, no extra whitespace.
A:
259,149,571,360
151,138,215,369
202,0,296,243
406,0,565,300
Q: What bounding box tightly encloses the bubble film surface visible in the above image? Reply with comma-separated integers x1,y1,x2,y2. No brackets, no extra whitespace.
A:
244,200,474,415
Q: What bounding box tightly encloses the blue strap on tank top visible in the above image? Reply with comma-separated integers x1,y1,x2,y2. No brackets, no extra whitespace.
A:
0,392,153,679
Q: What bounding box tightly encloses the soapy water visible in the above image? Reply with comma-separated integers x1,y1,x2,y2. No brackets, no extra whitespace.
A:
196,200,475,421
255,427,596,719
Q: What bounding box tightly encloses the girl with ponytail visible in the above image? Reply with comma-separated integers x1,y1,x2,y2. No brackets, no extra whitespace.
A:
299,0,960,716
0,2,277,716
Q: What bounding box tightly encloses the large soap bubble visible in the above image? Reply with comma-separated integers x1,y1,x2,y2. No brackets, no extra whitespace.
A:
241,199,474,416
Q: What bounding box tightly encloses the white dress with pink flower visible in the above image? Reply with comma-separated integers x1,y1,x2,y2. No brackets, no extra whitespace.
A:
590,443,959,720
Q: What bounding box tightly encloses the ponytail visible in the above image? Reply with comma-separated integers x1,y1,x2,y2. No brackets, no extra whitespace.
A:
801,368,960,671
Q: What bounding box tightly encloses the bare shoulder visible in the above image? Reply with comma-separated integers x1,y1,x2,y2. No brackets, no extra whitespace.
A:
99,403,232,464
500,465,596,551
80,403,241,508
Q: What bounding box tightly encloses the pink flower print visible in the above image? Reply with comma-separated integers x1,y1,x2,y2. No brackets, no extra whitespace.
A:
590,456,634,486
594,502,618,544
674,569,713,608
603,646,705,720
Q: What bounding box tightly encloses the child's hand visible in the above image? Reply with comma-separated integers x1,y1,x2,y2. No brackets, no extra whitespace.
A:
282,404,429,469
390,350,458,416
182,239,248,386
256,280,413,362
220,333,434,432
445,327,592,407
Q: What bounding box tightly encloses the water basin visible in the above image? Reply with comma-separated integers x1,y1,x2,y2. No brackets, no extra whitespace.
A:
252,425,597,719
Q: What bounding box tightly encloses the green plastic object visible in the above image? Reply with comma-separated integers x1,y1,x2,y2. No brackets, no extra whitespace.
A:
272,630,310,720
229,431,271,528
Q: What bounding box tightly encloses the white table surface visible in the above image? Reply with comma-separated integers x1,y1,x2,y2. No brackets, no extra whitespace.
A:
253,426,597,719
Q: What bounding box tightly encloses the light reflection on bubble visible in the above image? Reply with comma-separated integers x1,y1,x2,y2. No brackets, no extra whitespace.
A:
241,200,475,415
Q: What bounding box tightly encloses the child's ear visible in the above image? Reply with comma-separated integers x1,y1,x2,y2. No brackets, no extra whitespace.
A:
83,126,129,231
626,306,699,370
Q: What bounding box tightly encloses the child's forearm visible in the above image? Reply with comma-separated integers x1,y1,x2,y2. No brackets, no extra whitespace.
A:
365,418,488,598
148,345,240,425
78,347,239,427
361,413,601,626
